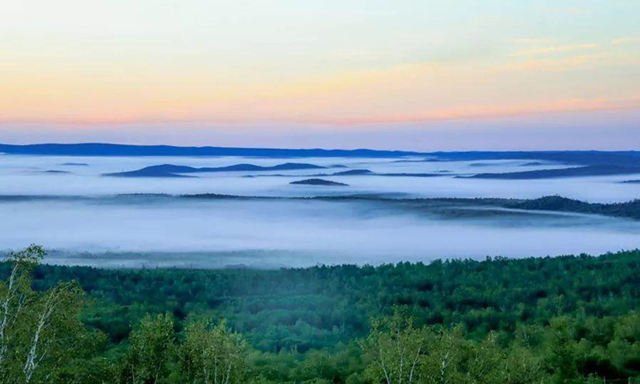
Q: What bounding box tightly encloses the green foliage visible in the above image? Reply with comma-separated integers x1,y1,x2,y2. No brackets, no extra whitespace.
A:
361,308,427,383
0,245,92,384
15,249,640,356
179,320,247,384
359,312,538,384
2,246,640,382
122,313,175,384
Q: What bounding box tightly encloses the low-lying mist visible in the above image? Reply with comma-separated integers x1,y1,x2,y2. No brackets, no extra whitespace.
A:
1,155,639,202
1,154,639,267
1,197,638,268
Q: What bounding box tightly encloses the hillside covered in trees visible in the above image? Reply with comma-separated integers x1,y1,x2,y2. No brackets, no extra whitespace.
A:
1,246,640,383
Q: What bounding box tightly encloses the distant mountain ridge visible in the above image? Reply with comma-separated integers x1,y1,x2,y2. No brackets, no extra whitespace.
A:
432,150,640,166
0,143,421,158
1,143,639,165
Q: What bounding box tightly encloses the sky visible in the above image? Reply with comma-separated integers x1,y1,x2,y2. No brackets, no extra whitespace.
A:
1,0,639,150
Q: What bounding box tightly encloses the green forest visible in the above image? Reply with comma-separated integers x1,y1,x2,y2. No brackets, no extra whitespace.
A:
1,245,640,383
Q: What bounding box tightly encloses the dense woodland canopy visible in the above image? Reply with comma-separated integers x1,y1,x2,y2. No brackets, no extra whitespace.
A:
1,246,640,383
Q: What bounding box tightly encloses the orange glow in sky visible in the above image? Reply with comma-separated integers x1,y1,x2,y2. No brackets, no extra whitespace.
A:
1,1,639,148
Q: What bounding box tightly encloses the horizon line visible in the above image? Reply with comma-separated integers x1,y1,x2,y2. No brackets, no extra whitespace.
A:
1,142,639,154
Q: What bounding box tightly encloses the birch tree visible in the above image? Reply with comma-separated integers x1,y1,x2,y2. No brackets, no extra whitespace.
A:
0,245,43,369
361,309,429,384
0,245,86,384
122,313,175,384
363,311,548,384
22,281,84,383
419,326,466,384
178,320,247,384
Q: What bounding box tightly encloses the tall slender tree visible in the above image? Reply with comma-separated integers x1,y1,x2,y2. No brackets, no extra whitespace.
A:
179,320,247,384
0,245,86,384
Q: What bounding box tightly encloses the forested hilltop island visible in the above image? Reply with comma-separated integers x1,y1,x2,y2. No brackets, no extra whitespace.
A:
1,245,640,383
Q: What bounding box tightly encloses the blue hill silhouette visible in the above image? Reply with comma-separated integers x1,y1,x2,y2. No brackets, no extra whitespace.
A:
469,165,640,179
290,178,348,186
105,163,326,177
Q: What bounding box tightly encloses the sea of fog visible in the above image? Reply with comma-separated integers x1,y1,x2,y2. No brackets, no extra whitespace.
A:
1,154,639,267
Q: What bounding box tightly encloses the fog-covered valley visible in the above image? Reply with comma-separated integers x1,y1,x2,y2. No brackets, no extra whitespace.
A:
3,154,640,201
1,151,639,267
